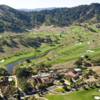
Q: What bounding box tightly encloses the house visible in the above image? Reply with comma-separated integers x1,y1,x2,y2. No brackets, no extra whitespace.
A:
64,70,79,80
31,72,54,86
74,68,82,75
74,68,82,72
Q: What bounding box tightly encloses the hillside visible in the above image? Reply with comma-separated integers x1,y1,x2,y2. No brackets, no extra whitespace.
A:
0,3,100,32
0,5,31,32
0,23,100,68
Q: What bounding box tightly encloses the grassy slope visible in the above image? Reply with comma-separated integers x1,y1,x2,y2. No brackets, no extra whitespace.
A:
0,24,100,67
46,88,100,100
30,24,100,65
1,45,60,65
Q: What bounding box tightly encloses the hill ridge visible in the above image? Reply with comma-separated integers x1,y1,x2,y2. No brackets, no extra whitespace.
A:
0,3,100,33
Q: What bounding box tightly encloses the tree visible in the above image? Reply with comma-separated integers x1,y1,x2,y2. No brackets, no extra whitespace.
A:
15,67,33,79
37,63,52,72
21,82,33,94
0,68,9,76
0,21,5,32
75,57,84,67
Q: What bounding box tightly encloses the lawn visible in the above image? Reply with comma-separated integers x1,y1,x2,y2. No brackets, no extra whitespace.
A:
46,88,100,100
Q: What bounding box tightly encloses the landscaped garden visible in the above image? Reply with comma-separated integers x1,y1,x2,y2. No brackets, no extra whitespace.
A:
46,88,100,100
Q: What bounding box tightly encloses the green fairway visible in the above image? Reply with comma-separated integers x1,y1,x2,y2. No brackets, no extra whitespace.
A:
46,89,100,100
0,24,100,68
1,44,59,66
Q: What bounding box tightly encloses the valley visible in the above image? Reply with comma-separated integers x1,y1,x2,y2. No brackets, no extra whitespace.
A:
0,24,100,71
0,3,100,100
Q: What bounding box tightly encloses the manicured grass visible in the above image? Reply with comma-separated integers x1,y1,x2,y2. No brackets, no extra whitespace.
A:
2,50,36,65
28,25,100,65
31,42,100,65
0,24,100,67
2,44,60,66
46,88,100,100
